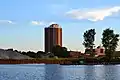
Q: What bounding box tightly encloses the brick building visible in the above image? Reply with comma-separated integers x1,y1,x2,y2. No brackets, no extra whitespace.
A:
45,24,62,53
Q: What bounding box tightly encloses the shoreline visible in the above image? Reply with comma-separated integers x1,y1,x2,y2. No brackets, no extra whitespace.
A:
0,59,120,65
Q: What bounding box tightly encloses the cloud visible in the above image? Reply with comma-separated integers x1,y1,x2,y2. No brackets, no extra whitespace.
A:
66,6,120,21
31,21,46,26
0,20,15,24
31,21,57,26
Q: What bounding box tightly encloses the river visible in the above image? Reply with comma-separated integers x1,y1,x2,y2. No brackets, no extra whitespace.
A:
0,64,120,80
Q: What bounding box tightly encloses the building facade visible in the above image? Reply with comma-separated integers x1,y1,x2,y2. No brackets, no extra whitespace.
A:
84,46,105,57
95,46,105,57
45,24,62,52
69,51,82,58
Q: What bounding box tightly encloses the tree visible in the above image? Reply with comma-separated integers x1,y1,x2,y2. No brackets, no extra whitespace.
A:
83,29,96,55
26,51,36,58
62,47,69,57
52,45,61,57
21,51,27,55
14,50,19,53
52,45,69,58
36,51,46,58
102,28,119,60
7,48,13,51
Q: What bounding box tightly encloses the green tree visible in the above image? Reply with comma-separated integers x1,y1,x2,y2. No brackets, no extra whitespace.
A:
36,51,43,58
26,51,36,58
52,45,69,58
102,28,119,60
52,45,61,57
83,29,96,55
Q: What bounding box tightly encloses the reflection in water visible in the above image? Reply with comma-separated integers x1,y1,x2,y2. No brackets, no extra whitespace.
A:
84,65,120,80
116,65,120,80
103,65,119,80
1,64,120,80
44,64,63,80
62,65,85,80
84,65,96,80
94,65,105,80
44,65,120,80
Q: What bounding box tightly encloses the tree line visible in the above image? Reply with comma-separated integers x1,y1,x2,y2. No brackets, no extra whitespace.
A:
3,28,119,59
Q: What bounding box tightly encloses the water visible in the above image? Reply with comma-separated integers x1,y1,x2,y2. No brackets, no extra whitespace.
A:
0,64,120,80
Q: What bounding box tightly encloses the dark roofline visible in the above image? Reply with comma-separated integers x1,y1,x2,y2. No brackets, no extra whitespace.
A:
45,24,61,28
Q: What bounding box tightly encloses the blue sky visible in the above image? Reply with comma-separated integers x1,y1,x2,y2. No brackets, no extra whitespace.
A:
0,0,120,52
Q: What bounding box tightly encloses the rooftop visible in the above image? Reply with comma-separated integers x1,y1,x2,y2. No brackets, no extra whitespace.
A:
48,24,61,28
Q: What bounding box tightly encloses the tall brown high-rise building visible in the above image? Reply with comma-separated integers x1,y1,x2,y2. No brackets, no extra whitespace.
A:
45,24,62,53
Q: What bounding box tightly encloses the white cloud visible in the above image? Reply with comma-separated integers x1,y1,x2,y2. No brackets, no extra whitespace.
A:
31,21,46,26
0,20,15,24
66,6,120,21
31,21,57,26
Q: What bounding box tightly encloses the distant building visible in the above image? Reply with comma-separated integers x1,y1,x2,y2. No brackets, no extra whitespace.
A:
45,24,62,53
69,51,82,58
95,46,105,57
84,46,105,57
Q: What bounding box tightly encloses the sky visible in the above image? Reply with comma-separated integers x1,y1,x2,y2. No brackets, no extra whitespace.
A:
0,0,120,52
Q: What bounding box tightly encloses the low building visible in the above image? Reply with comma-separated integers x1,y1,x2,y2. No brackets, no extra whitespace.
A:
69,51,82,58
95,46,105,57
84,46,105,57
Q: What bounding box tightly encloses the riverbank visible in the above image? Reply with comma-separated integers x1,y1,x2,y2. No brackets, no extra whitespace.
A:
0,58,120,65
0,58,75,64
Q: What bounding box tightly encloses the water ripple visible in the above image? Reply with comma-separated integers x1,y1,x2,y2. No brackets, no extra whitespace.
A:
0,64,120,80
